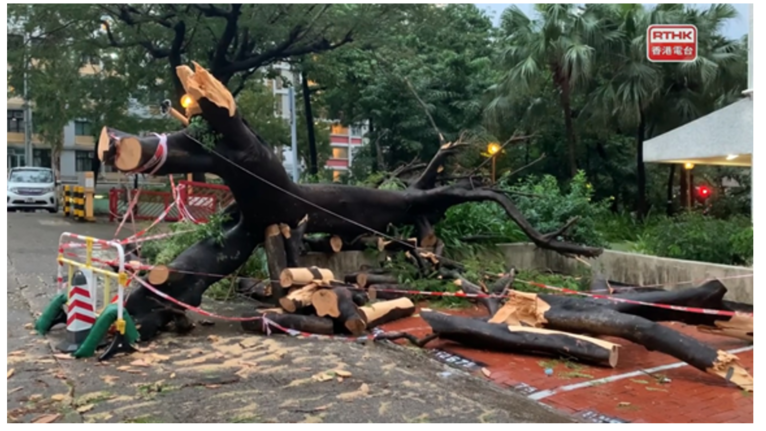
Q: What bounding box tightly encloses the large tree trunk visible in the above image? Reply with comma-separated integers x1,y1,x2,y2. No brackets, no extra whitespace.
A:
666,164,676,216
556,75,578,178
100,62,603,341
421,310,619,367
300,69,319,176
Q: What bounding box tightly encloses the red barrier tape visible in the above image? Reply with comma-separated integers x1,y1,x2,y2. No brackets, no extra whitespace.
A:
117,264,750,318
516,280,752,317
129,272,434,342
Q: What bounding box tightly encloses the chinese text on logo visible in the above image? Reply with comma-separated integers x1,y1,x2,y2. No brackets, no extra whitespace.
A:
647,25,698,62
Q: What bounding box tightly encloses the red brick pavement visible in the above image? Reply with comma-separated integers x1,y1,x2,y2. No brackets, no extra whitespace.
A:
379,306,753,423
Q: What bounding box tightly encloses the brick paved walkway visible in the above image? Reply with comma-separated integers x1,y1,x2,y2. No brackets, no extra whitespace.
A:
380,306,753,423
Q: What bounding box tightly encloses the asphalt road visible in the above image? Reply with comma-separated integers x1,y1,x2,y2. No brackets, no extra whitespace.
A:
6,211,573,423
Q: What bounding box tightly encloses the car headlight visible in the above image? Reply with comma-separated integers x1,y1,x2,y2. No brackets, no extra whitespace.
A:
9,187,19,194
44,186,55,193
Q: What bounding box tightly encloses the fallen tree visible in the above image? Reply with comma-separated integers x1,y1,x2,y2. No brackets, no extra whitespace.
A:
410,279,753,391
99,61,603,341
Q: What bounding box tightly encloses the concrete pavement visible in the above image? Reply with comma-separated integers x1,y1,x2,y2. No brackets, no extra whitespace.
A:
6,211,573,423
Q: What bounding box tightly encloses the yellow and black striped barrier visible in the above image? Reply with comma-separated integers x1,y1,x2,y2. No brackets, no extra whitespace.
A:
74,186,84,220
63,173,96,222
63,185,72,216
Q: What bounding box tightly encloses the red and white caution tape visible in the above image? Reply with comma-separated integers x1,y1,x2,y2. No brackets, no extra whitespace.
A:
114,188,141,239
128,133,168,175
129,273,399,342
516,279,752,317
591,273,754,293
170,176,199,224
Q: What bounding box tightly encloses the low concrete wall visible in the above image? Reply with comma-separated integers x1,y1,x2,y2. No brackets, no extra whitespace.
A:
298,251,383,279
498,243,753,304
291,243,752,304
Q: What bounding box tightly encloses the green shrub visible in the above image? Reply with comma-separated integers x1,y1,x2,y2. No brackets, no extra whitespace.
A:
502,171,610,248
138,214,269,300
632,213,752,266
435,201,527,250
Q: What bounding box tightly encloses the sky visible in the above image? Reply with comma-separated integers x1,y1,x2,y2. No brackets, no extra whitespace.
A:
474,3,750,40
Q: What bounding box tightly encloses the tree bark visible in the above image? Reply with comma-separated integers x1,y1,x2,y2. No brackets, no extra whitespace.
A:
264,224,288,302
280,267,334,287
555,73,578,178
666,164,676,216
241,308,334,335
360,298,416,329
279,283,319,313
281,216,309,267
124,205,261,340
421,310,619,367
300,69,318,176
237,278,271,302
311,287,367,335
356,273,398,288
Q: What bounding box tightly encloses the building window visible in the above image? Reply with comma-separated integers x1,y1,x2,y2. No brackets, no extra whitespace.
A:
274,99,284,118
332,147,349,160
350,125,365,137
74,120,92,136
33,149,51,168
332,170,343,182
75,150,94,172
7,147,25,169
7,110,24,132
331,124,349,136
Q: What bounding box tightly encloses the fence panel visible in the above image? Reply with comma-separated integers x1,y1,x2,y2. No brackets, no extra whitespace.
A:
108,188,180,222
178,180,234,222
108,181,234,224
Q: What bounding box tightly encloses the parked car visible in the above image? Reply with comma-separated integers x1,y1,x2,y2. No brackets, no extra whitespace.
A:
7,167,58,213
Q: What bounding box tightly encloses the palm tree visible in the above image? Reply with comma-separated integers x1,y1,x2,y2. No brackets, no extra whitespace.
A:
490,4,615,178
584,4,746,217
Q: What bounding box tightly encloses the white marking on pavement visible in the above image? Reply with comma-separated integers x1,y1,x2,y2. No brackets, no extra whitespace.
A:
527,345,754,401
38,219,72,226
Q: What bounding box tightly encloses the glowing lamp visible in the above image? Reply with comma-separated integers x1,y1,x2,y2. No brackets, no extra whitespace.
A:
684,162,695,170
180,94,193,109
487,142,501,155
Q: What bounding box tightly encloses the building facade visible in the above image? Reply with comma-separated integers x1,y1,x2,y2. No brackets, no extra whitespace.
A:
261,61,368,181
7,94,97,182
7,61,367,183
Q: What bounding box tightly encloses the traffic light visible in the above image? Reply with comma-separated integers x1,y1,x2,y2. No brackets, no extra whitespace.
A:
696,185,711,202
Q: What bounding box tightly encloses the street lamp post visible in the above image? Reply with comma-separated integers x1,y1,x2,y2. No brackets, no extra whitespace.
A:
487,142,501,184
684,162,695,209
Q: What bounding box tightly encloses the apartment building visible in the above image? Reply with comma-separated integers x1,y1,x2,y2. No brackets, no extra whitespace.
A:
8,59,367,182
7,65,101,182
262,61,368,181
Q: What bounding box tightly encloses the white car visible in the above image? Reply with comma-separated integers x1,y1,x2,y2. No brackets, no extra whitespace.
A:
7,167,59,213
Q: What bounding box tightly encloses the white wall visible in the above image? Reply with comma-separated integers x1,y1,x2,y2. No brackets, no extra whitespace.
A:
748,3,753,90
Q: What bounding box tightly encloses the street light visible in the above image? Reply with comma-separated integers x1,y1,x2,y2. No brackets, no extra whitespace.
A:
180,94,193,109
487,142,501,184
683,162,695,208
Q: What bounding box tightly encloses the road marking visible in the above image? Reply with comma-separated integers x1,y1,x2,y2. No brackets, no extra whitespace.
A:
38,219,72,226
527,345,753,401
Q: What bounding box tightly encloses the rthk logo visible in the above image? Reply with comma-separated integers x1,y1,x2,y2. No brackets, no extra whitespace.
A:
647,24,698,62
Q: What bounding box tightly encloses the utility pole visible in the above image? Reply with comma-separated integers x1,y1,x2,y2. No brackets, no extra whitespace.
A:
288,85,299,182
23,26,33,166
